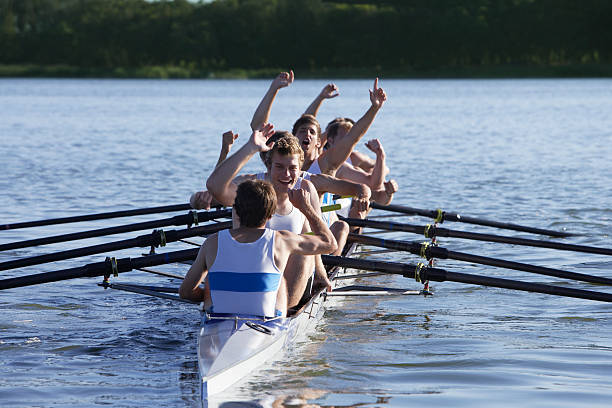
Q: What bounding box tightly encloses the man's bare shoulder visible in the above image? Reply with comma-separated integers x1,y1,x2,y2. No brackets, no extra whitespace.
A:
232,173,257,184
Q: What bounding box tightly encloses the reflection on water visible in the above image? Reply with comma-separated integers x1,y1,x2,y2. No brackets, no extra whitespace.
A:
1,78,611,407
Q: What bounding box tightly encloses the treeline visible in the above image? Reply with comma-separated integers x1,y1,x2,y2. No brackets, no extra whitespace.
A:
1,0,611,77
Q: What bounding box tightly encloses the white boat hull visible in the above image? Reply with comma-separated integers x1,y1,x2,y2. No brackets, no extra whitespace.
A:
198,243,357,403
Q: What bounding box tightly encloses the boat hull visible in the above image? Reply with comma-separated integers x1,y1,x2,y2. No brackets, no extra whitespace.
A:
198,242,357,402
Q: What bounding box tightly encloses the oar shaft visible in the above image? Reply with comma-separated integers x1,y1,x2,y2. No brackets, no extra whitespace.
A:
0,209,231,252
322,256,612,302
347,234,612,285
437,270,612,302
0,248,199,290
370,203,572,237
1,203,193,231
0,222,231,271
342,217,612,256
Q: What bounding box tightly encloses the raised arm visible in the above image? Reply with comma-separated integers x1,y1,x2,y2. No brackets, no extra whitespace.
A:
206,124,275,206
304,83,339,117
364,139,387,191
371,179,399,205
319,78,387,174
216,130,239,168
189,130,239,210
250,71,294,131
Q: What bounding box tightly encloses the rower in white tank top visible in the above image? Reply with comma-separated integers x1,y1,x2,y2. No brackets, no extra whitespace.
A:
304,160,351,219
207,228,282,317
255,173,305,233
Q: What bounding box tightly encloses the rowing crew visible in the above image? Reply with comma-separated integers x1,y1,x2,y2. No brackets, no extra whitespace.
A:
180,74,397,316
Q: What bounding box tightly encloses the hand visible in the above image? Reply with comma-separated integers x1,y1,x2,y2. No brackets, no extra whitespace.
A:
190,190,214,210
365,139,385,156
384,179,398,197
369,78,387,110
271,70,294,90
319,83,339,99
221,131,238,150
250,122,275,152
287,186,312,214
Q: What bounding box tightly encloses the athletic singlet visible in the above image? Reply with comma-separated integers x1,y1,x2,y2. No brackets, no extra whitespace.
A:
255,173,305,234
208,229,282,317
306,158,322,175
301,171,334,226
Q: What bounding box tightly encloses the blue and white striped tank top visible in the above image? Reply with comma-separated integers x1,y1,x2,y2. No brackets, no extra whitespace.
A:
208,228,282,317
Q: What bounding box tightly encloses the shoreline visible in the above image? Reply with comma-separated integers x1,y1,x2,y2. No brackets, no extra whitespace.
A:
2,64,612,80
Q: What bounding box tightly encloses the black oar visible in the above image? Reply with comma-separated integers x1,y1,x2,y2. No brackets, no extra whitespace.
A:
1,203,194,231
370,202,573,237
0,222,231,271
347,234,612,285
321,256,612,303
0,209,231,252
341,217,612,256
0,248,200,290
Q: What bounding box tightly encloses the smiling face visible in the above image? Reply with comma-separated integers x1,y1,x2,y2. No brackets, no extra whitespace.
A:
295,123,321,157
267,151,302,194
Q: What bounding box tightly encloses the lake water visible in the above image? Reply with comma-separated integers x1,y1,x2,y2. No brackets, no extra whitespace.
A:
0,78,611,407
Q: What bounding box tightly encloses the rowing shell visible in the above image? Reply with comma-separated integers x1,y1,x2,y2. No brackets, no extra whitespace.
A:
198,241,358,403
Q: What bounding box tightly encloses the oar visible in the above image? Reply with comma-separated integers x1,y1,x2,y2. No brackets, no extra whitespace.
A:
0,248,200,290
321,256,612,302
0,203,194,231
341,217,612,256
370,202,573,237
347,234,612,285
0,209,231,252
0,222,232,271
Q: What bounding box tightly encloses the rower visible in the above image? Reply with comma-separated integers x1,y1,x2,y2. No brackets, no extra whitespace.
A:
259,131,370,254
251,74,387,180
205,124,336,308
179,179,336,317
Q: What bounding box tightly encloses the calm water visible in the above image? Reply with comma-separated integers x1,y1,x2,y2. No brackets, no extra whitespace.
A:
0,78,611,407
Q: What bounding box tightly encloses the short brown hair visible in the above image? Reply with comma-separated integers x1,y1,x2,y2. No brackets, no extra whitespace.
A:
233,180,277,227
260,133,304,169
292,114,321,139
326,120,353,142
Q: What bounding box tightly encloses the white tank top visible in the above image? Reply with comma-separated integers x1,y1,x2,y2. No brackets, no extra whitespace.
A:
301,171,334,226
208,229,282,317
306,158,322,175
255,173,305,233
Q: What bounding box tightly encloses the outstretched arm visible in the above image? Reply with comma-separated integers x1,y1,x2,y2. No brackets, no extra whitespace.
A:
304,83,339,117
319,78,387,174
309,173,371,203
206,123,275,206
250,71,294,131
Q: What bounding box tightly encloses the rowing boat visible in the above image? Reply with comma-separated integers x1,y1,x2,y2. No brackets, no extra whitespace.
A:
198,240,359,403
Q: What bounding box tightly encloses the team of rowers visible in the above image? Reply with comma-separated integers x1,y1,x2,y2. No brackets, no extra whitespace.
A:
179,73,397,318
